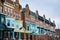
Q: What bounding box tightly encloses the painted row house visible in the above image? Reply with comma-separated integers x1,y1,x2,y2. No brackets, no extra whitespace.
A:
0,0,57,40
21,4,56,40
0,0,30,40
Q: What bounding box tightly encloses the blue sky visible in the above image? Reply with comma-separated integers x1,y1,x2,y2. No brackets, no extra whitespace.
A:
19,0,60,29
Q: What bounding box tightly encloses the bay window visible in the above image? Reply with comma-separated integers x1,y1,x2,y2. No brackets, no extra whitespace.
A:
6,18,15,28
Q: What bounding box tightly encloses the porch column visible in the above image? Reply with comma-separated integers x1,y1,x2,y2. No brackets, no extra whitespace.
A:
12,31,14,39
18,32,20,40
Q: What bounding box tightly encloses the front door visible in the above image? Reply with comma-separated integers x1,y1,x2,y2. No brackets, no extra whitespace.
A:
0,30,4,40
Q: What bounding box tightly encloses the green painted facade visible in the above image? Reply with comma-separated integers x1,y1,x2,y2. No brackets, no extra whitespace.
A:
29,11,37,18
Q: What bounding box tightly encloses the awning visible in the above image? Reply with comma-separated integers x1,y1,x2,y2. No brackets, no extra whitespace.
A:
14,27,30,33
0,24,6,30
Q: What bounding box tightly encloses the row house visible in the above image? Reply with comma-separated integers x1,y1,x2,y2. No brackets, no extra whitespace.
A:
21,4,56,40
0,0,28,40
0,0,56,40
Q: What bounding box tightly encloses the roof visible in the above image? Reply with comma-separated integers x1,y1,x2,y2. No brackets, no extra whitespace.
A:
29,11,37,18
45,19,49,24
38,15,44,22
22,8,56,27
50,22,56,27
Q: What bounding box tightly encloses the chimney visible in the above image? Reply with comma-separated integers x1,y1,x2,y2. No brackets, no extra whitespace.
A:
36,10,39,15
49,18,51,23
53,20,55,24
43,14,46,19
36,10,39,21
16,0,19,4
25,4,29,10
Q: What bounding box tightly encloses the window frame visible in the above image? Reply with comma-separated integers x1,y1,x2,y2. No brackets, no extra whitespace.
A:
14,11,20,20
0,6,2,13
8,8,12,16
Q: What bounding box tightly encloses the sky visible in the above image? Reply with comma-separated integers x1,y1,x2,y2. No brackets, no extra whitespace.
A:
19,0,60,29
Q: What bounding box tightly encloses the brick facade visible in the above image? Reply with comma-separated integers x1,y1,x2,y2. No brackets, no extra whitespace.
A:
0,0,57,40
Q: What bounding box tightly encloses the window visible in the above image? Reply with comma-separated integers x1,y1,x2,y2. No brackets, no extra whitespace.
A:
11,21,14,27
16,23,19,28
1,17,4,23
10,19,15,27
37,27,40,34
4,6,7,14
8,8,12,16
14,11,20,20
7,20,10,26
5,6,7,12
30,24,34,33
20,21,23,28
22,9,26,14
26,23,30,31
0,6,2,13
40,29,45,35
31,17,35,22
6,18,15,28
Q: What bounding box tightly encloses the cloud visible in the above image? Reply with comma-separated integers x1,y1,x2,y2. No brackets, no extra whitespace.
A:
20,0,60,29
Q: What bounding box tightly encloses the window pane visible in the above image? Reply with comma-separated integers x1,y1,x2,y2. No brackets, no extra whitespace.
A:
14,11,20,20
21,33,24,39
0,6,2,13
1,17,4,23
7,20,10,26
8,8,12,16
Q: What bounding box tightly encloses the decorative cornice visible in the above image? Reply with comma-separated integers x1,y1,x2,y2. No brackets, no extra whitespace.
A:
4,2,15,8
